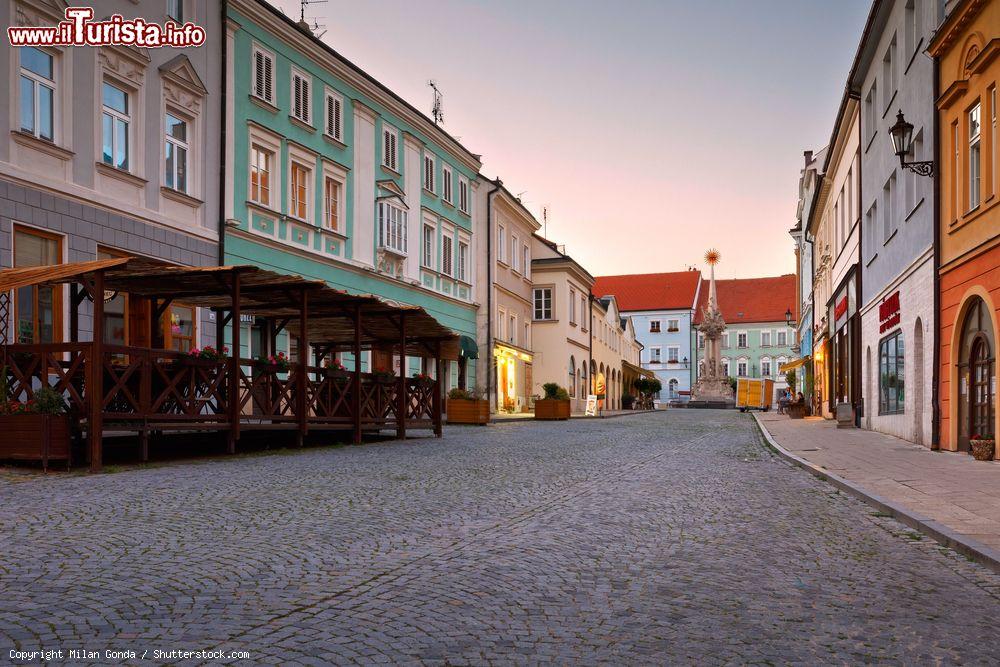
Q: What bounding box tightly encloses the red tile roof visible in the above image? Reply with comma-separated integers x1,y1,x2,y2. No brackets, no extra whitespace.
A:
693,274,798,325
592,271,702,312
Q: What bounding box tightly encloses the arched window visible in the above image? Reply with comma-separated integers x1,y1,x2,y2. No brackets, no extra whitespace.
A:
761,356,772,377
580,364,588,399
668,378,678,398
569,355,576,396
737,357,748,377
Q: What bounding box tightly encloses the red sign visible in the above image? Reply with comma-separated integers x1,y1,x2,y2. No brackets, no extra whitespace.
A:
834,296,848,322
879,291,901,333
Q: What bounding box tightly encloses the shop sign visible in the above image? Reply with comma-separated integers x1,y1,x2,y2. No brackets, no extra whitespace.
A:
585,395,598,416
879,291,901,334
834,295,849,331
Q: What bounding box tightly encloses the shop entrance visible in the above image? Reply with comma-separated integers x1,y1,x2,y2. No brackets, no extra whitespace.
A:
958,297,995,451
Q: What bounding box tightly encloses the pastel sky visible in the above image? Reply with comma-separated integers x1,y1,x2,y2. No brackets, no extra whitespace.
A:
273,0,870,279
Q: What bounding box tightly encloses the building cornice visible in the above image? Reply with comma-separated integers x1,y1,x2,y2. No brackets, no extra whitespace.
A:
928,0,987,56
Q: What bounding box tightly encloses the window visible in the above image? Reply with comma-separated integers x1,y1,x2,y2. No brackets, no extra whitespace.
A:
649,320,661,333
496,308,505,340
882,36,897,112
458,240,469,282
291,69,311,124
323,177,341,230
522,244,530,279
879,330,905,414
442,165,453,203
737,359,748,377
442,234,453,276
865,201,878,260
509,314,516,344
164,113,188,193
511,235,520,272
722,358,730,377
97,248,130,347
19,47,54,141
904,130,923,213
883,172,896,242
290,163,309,220
668,379,679,399
698,333,705,349
459,177,469,213
667,347,679,363
168,304,196,353
167,0,183,23
667,319,679,332
580,295,587,331
423,153,435,193
102,82,130,170
904,0,921,58
378,201,407,254
533,288,552,320
250,145,272,206
776,330,787,347
324,90,343,141
569,288,577,324
761,330,772,347
13,226,62,344
865,82,877,146
993,87,998,199
497,225,505,263
524,322,530,349
569,356,577,397
422,224,435,268
382,125,398,171
737,332,748,348
722,332,730,349
761,358,772,377
252,46,274,104
649,347,662,363
970,103,981,210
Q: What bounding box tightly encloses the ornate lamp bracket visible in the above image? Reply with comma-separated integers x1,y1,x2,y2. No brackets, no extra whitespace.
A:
901,160,934,177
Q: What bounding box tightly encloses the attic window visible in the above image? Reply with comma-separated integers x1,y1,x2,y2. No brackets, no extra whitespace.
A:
737,312,744,318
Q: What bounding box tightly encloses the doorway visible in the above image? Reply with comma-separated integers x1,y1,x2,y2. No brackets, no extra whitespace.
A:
958,297,995,451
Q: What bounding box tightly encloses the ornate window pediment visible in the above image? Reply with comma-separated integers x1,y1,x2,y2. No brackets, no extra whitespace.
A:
160,54,206,115
99,44,149,87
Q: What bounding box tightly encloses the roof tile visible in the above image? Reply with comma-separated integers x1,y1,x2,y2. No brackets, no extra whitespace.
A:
592,271,701,312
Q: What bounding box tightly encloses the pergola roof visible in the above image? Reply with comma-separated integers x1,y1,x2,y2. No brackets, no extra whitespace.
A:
0,258,460,358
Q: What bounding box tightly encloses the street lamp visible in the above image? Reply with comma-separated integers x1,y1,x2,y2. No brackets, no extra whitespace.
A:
784,308,793,327
889,110,934,176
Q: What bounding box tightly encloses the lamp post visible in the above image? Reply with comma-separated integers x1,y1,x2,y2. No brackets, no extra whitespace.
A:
785,308,793,327
889,110,934,176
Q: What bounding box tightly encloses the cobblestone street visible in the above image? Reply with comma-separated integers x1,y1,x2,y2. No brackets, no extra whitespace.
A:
2,410,999,665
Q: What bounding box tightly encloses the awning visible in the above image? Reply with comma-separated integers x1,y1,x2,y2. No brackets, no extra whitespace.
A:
459,335,479,359
779,357,809,373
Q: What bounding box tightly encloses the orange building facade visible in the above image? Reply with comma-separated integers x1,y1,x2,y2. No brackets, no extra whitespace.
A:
931,0,1000,456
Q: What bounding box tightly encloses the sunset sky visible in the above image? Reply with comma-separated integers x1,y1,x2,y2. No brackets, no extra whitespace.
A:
273,0,871,279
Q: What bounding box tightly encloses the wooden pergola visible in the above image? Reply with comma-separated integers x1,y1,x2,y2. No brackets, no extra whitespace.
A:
0,257,458,471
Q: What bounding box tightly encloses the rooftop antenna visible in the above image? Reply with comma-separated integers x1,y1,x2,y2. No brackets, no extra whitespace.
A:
428,80,444,125
297,0,327,32
311,17,327,39
542,205,549,239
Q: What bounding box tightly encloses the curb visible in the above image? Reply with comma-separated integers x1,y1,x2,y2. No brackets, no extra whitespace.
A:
488,409,660,424
751,413,1000,575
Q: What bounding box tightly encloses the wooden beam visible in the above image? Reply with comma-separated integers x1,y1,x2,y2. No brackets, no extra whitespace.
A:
397,314,406,441
433,339,443,437
69,283,80,343
297,288,309,446
227,270,241,453
88,271,105,472
353,304,362,445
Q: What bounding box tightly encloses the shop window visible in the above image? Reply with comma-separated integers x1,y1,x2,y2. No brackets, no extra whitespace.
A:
167,304,196,352
14,226,62,344
879,330,905,415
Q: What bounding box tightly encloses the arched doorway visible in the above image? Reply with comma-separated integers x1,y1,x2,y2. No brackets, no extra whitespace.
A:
958,297,996,451
913,318,924,445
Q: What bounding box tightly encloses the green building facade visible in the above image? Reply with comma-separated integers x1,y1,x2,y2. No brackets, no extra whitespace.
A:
224,0,481,384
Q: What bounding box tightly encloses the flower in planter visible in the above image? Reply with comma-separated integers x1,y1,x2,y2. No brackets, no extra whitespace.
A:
257,351,290,371
372,367,396,382
188,345,228,361
324,358,347,371
412,372,434,385
1,387,66,415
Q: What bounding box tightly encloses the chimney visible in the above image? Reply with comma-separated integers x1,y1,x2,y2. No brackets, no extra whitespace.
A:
803,150,813,167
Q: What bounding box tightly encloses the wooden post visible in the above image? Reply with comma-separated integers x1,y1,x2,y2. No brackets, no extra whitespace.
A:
397,314,406,440
433,340,443,437
353,304,362,445
88,271,105,472
69,284,80,343
296,288,308,447
227,270,241,453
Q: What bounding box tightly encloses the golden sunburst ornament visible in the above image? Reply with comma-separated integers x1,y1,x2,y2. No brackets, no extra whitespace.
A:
704,249,721,266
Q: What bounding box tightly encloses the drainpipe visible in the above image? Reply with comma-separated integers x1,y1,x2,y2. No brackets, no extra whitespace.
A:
485,179,502,411
588,294,594,398
218,0,227,269
931,55,941,450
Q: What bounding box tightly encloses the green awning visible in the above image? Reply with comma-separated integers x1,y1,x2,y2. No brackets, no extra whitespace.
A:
459,335,479,359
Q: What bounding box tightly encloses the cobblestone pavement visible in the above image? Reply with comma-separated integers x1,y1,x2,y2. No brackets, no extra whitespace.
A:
2,411,1000,665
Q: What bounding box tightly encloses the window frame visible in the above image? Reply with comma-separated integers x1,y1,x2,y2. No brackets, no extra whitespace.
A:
969,101,982,211
878,329,905,415
18,46,56,142
649,320,661,333
323,175,342,232
101,80,131,171
324,88,343,141
421,223,435,269
441,230,454,277
457,238,469,283
458,176,469,213
423,152,436,194
164,111,190,194
12,224,64,345
382,123,399,172
649,346,662,364
377,200,408,255
290,67,312,125
442,164,453,203
251,44,275,105
249,142,275,208
533,287,552,321
289,161,311,222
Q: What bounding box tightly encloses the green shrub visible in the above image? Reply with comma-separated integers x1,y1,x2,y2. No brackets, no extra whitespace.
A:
541,382,569,400
31,387,67,415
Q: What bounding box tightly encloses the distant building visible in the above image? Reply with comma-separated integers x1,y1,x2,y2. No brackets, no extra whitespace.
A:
693,275,798,403
592,271,702,405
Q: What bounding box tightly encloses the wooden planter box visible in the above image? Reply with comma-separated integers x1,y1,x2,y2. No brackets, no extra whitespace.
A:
787,403,806,419
0,414,71,470
447,398,490,425
535,398,571,420
324,368,351,380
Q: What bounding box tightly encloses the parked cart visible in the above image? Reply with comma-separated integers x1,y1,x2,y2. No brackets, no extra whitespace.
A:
736,377,774,412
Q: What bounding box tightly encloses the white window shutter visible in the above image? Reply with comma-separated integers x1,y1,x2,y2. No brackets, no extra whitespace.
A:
293,76,301,119
264,55,273,102
301,79,309,122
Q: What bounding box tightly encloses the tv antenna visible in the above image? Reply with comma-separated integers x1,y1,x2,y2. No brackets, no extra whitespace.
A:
298,0,327,33
542,205,549,238
428,80,444,125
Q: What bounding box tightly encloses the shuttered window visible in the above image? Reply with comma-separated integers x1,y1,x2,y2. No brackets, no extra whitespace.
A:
423,154,435,193
252,47,274,104
459,177,469,213
442,165,453,203
442,234,453,276
382,125,398,171
292,70,310,124
325,91,342,140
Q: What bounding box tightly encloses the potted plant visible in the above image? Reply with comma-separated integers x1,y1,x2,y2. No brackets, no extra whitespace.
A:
412,372,435,387
0,385,71,470
183,345,228,367
323,357,351,380
535,382,571,420
446,387,490,425
622,393,635,410
372,367,396,384
256,351,290,373
969,434,996,462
